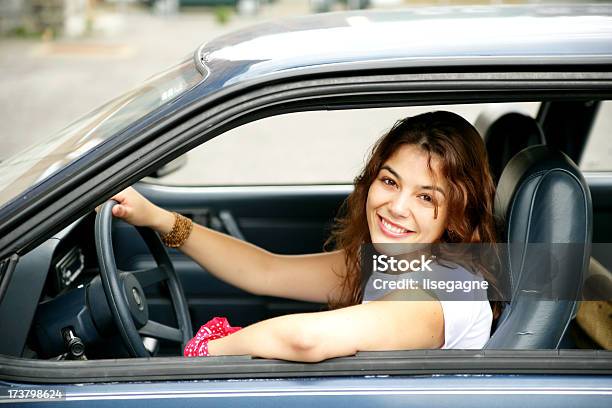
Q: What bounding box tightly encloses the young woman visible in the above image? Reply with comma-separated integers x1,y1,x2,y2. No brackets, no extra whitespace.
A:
109,111,499,362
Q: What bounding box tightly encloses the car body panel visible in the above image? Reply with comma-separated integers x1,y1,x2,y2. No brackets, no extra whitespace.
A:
2,375,612,406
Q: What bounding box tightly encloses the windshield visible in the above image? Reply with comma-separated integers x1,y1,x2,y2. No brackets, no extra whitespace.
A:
0,57,203,211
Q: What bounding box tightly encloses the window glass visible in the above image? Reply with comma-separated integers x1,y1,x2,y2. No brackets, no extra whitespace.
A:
156,102,540,186
580,100,612,171
0,57,202,211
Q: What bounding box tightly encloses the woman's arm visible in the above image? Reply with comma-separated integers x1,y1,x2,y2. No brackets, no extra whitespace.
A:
109,187,346,303
207,294,445,362
171,221,347,303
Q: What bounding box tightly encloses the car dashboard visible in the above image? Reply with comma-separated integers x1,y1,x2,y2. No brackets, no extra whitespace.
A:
0,212,106,360
42,213,99,298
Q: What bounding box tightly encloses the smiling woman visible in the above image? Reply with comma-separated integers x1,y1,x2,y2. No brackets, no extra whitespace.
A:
105,110,499,360
329,112,499,308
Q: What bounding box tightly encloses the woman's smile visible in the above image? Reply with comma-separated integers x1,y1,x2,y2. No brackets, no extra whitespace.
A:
377,214,415,238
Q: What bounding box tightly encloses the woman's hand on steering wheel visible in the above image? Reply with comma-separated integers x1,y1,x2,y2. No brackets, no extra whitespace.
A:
107,187,174,234
95,197,193,357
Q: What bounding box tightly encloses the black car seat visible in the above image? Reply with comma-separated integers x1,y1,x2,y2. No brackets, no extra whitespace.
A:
485,145,592,349
483,112,546,184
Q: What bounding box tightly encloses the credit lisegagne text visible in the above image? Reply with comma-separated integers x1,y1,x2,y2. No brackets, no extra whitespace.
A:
371,277,489,293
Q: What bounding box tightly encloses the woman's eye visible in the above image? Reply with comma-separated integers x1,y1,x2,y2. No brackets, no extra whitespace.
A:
418,194,433,202
381,177,396,187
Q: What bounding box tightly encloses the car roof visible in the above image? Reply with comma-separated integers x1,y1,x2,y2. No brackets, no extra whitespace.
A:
198,4,612,89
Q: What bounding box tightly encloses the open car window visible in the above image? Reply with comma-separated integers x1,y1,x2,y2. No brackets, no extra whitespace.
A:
154,102,541,186
580,100,612,171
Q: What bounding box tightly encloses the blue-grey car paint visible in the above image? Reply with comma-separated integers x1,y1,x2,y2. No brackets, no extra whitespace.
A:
1,375,612,406
197,5,612,90
188,4,612,128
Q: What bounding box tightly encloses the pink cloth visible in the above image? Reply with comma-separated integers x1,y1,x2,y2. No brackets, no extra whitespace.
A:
183,317,242,357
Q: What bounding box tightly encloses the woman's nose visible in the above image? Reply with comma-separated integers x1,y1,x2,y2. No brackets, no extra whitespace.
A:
389,193,413,219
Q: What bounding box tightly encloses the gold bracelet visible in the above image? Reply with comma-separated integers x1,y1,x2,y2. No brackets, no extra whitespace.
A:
160,212,193,248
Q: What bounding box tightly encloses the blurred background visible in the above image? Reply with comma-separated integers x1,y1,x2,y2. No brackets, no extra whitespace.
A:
1,0,610,183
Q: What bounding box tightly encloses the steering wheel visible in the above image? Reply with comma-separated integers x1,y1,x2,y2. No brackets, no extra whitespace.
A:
94,200,193,357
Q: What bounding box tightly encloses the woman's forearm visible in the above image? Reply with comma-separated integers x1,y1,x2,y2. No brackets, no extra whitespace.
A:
150,206,275,296
204,299,444,362
206,314,326,362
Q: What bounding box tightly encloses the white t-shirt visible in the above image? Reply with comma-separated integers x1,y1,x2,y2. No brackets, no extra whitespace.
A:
437,299,492,349
361,261,493,349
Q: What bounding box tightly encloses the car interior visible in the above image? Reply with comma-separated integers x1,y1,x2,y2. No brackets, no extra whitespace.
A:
0,99,610,361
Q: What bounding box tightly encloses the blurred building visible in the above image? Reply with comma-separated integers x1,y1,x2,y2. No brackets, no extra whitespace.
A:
0,0,24,34
0,0,91,37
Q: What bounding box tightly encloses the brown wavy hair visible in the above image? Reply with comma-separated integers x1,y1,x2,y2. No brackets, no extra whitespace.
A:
325,111,501,318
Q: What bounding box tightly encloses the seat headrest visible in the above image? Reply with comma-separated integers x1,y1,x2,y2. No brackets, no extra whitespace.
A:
484,113,546,183
495,145,591,245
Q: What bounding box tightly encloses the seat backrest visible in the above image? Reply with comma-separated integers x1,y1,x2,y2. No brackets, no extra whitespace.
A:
485,145,592,349
484,112,546,184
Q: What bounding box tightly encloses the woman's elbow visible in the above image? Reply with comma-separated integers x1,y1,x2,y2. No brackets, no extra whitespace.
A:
287,328,323,362
287,328,356,363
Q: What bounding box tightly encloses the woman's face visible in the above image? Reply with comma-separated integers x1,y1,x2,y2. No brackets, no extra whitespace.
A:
366,144,449,245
